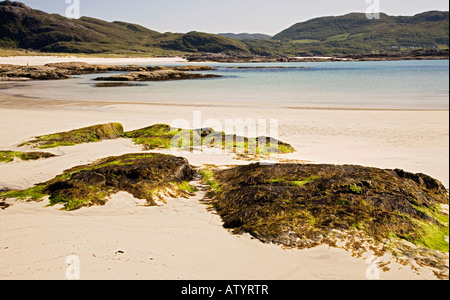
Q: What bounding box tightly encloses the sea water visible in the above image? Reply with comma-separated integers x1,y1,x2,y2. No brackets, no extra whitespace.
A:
3,60,449,110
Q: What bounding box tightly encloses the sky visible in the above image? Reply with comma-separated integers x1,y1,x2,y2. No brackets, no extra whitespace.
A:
19,0,450,35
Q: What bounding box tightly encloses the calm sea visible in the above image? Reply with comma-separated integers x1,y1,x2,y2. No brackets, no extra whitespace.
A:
3,60,449,110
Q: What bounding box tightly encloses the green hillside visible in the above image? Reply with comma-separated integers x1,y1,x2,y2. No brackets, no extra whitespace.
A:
271,11,449,55
0,1,251,56
1,1,448,57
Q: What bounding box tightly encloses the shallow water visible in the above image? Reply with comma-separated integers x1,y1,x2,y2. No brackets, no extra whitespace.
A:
2,60,449,110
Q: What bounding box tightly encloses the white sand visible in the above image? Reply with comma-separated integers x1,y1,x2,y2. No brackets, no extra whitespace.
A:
0,56,187,66
0,87,448,280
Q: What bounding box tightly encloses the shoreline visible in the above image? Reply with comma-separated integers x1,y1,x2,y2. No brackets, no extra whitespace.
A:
0,94,448,113
1,54,449,67
0,60,448,280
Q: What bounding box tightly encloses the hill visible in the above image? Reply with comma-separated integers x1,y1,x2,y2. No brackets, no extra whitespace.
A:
1,1,448,58
271,11,449,55
0,1,251,56
218,33,273,40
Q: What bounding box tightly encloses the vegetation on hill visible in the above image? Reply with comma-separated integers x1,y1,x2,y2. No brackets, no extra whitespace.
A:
271,11,449,55
0,1,252,56
218,33,273,41
1,1,447,57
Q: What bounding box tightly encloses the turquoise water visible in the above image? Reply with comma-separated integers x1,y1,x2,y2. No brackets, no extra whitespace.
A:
4,60,449,109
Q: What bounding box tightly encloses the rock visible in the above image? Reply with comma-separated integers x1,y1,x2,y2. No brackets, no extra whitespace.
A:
205,163,449,256
0,201,11,210
39,153,195,210
0,150,55,162
124,124,295,155
0,64,72,80
71,171,106,186
94,82,147,88
94,69,221,82
21,122,124,149
0,63,220,81
173,65,218,71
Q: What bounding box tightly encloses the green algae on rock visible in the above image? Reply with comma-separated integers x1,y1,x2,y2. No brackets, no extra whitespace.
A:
0,150,55,163
0,153,195,210
20,123,124,149
202,163,449,277
124,124,295,156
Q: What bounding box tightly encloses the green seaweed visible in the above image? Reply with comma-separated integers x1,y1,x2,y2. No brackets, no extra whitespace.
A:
0,150,55,162
410,205,449,251
1,153,194,211
21,123,124,149
1,185,48,201
199,168,222,192
175,181,199,193
124,124,296,156
204,163,449,260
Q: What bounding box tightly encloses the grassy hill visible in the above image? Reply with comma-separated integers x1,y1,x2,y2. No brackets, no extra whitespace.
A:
1,1,448,57
0,1,251,56
271,11,449,55
218,33,273,40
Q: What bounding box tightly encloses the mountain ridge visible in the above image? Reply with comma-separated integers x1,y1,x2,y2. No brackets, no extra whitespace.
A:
1,1,448,57
0,1,252,56
270,11,449,55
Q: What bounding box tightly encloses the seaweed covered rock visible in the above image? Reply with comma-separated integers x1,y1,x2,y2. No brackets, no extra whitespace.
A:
1,153,195,210
0,150,55,163
20,123,124,149
203,163,449,275
124,123,295,155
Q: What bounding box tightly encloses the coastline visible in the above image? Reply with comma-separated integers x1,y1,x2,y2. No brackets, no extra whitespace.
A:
0,56,187,66
1,53,448,67
0,58,448,280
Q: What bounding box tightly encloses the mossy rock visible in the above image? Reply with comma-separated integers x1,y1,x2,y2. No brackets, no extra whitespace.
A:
204,163,449,257
21,123,124,149
124,124,295,155
1,153,195,210
0,150,55,163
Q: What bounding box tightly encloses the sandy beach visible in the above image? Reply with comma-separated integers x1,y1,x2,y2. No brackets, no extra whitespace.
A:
0,55,187,66
0,57,449,280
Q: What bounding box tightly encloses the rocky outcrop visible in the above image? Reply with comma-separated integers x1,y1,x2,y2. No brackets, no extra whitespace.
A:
0,63,219,81
94,69,221,82
0,64,72,80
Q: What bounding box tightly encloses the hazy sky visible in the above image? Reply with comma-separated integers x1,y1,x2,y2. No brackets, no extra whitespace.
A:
20,0,450,35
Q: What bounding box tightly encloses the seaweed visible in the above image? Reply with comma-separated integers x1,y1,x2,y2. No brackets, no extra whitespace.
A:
1,153,195,210
20,123,124,149
202,163,449,276
124,124,295,156
0,150,55,163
